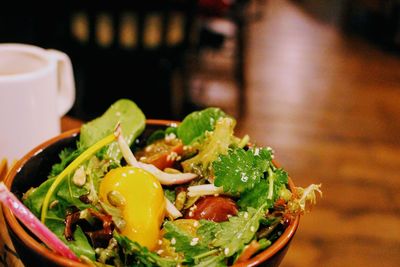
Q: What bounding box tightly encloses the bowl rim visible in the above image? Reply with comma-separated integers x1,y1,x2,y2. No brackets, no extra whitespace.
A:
3,119,300,267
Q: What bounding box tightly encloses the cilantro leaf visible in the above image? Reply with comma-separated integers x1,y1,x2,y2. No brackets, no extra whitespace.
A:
193,255,226,267
237,179,270,209
197,220,222,245
114,232,177,267
214,147,272,194
212,205,267,257
270,168,289,196
238,168,289,209
163,221,210,260
177,107,227,145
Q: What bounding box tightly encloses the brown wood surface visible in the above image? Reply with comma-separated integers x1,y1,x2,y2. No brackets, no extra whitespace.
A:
61,116,83,132
233,1,400,266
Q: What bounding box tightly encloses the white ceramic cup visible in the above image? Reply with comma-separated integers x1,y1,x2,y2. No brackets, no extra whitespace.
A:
0,43,75,162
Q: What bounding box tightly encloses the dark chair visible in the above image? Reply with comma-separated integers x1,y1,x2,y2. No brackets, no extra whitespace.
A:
194,0,256,117
50,1,198,120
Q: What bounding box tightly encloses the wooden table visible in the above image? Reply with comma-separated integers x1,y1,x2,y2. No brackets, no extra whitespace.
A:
61,116,83,132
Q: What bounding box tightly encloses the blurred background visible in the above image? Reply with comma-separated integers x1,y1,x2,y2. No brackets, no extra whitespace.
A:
1,0,400,266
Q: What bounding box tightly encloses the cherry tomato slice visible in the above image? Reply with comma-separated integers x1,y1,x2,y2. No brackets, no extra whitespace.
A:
185,196,238,222
136,139,183,170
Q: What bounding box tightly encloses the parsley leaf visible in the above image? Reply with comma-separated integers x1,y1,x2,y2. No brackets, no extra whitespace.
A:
214,147,272,194
212,205,267,257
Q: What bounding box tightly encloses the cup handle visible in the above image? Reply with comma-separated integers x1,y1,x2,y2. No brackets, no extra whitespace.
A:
46,49,76,116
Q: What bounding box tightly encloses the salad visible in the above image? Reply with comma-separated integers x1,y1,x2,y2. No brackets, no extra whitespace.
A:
23,99,321,266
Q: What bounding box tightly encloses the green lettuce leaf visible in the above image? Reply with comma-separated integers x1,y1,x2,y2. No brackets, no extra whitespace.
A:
25,182,95,260
213,147,272,194
24,178,87,218
79,99,146,159
23,178,55,218
177,107,227,145
46,220,95,260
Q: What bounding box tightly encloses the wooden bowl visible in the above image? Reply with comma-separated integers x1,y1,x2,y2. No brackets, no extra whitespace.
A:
2,120,299,267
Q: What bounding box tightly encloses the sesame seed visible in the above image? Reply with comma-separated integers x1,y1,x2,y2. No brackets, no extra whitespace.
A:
166,152,178,162
250,226,255,232
165,133,177,142
193,221,199,227
190,238,199,246
49,200,59,209
188,211,194,217
158,239,163,245
241,172,249,182
145,145,153,152
244,212,249,219
171,238,176,245
224,248,230,255
156,249,164,255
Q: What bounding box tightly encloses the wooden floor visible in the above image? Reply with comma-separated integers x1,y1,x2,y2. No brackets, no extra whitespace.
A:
224,1,400,266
